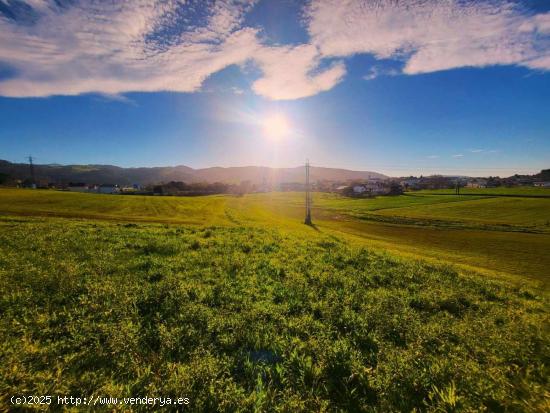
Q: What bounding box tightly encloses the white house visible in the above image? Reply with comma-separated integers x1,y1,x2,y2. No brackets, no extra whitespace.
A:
466,179,488,188
364,181,390,195
533,182,550,188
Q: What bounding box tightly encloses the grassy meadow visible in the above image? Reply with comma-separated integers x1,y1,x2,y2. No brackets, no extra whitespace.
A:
1,188,550,284
0,188,549,411
416,187,550,197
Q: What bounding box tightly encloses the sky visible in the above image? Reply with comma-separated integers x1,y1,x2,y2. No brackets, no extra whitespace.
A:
0,0,549,177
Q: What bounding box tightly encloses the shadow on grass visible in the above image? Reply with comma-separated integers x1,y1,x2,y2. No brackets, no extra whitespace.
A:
305,222,321,231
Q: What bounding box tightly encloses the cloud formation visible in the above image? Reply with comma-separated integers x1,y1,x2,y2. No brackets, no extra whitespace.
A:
0,1,246,96
0,0,548,99
251,44,346,100
363,66,399,80
306,0,550,74
0,0,343,99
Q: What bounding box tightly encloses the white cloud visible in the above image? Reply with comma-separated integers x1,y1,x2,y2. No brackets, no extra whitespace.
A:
427,155,439,159
0,1,261,97
0,0,548,100
363,66,400,80
231,86,245,95
96,93,137,106
306,0,550,74
452,154,464,158
251,44,346,100
0,0,344,100
470,149,484,153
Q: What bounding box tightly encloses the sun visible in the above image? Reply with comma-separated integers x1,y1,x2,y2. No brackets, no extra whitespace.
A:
262,113,290,140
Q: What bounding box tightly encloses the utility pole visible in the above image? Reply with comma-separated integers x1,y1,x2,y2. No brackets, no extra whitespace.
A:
304,160,312,225
27,155,36,187
455,179,460,195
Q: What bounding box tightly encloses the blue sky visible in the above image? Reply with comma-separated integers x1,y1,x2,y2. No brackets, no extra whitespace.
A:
0,0,549,176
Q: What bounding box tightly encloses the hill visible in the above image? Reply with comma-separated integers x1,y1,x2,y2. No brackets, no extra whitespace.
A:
192,165,387,184
0,160,387,186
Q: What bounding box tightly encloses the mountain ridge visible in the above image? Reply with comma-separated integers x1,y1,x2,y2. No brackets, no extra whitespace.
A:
0,160,388,186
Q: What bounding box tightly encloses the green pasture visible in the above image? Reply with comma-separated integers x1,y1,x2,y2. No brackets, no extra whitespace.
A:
225,192,550,284
373,197,550,230
0,188,229,225
0,188,549,286
416,187,550,197
1,217,548,411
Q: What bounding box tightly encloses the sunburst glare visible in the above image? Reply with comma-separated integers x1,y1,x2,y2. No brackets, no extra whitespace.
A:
262,113,291,140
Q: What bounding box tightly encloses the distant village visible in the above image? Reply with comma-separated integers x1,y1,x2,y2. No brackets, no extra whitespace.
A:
3,169,549,197
313,169,550,197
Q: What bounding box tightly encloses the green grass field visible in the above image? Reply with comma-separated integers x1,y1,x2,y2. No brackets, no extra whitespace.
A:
416,187,550,197
0,188,549,411
0,188,549,285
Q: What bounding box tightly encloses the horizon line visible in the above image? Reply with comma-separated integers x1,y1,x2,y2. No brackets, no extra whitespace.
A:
2,158,547,178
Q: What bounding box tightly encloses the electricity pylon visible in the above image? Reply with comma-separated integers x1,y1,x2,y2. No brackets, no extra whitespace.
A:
304,160,312,225
27,155,36,186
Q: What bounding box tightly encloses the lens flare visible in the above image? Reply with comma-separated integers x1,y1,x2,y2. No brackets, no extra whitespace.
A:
262,113,290,140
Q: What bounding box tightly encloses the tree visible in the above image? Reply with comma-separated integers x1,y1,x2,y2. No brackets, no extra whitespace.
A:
0,173,9,185
389,182,404,195
341,186,355,197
